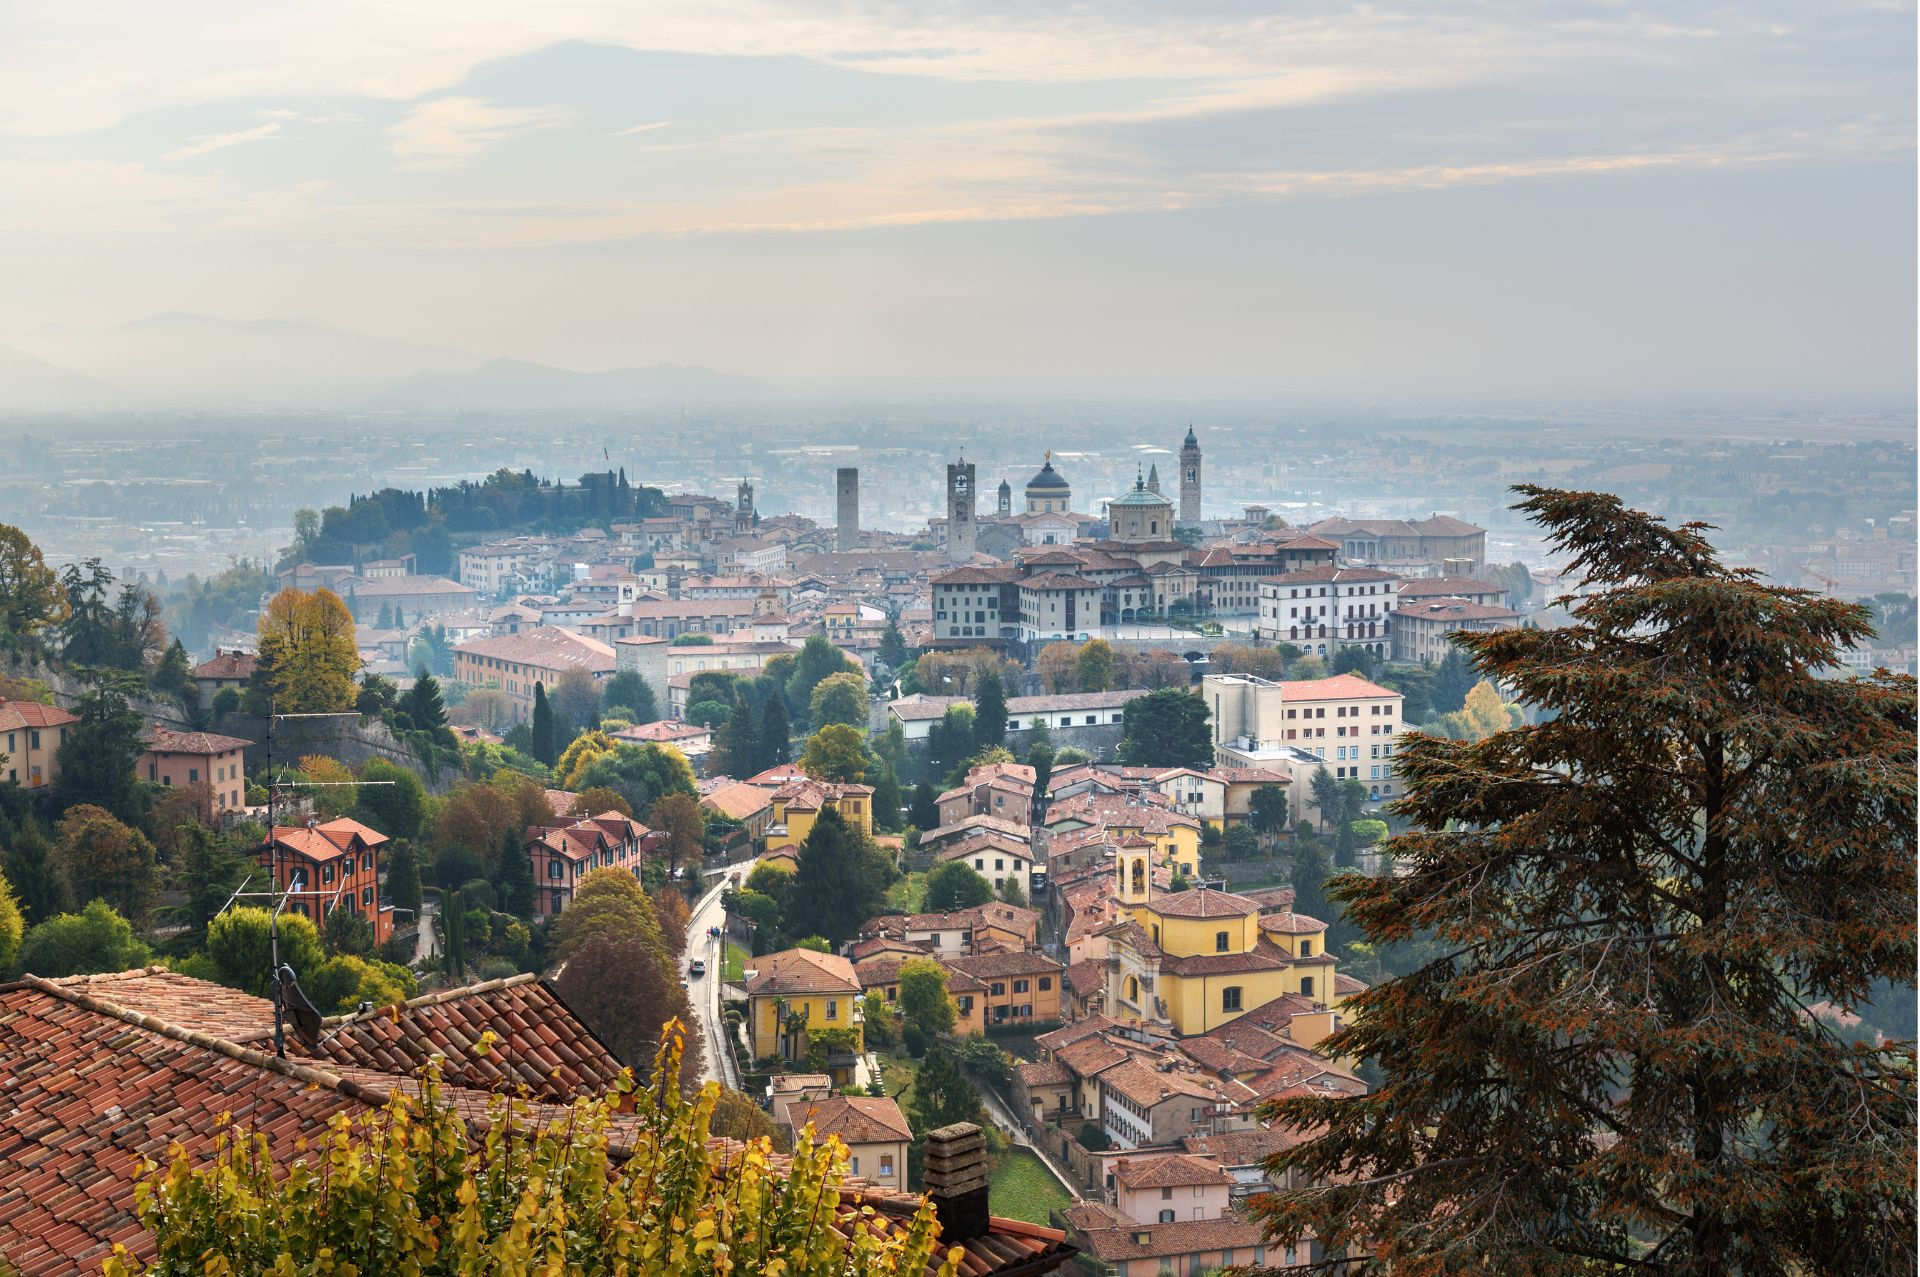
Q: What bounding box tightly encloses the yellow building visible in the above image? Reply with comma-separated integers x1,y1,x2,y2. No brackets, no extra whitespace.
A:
745,948,865,1084
765,778,874,852
1103,841,1339,1039
1048,792,1202,879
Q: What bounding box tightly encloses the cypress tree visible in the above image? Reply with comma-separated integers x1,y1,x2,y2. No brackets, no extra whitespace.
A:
973,669,1007,751
870,763,904,832
719,701,759,778
531,681,557,767
758,694,789,769
495,835,535,920
1256,487,1918,1273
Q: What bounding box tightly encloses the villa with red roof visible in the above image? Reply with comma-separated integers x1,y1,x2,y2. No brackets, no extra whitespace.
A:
256,817,394,943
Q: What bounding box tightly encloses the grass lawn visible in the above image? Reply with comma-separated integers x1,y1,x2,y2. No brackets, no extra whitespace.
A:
885,872,927,913
722,941,748,982
880,1054,919,1106
989,1148,1072,1226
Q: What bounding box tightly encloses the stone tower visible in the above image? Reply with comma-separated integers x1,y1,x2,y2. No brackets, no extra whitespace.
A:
1116,838,1152,905
1179,426,1201,524
946,457,977,561
835,468,859,551
997,478,1012,516
735,478,755,535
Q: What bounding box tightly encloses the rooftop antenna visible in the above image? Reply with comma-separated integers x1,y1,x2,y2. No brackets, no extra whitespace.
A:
216,703,394,1058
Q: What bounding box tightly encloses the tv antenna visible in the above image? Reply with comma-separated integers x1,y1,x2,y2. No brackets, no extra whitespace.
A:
216,703,395,1058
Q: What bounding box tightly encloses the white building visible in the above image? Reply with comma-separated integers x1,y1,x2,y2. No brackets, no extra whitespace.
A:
1390,599,1522,665
1255,566,1400,660
1205,672,1405,810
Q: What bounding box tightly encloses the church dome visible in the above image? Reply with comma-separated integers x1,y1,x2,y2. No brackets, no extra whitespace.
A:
1026,456,1070,493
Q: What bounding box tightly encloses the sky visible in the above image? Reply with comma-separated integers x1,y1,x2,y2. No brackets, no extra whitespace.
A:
0,0,1913,403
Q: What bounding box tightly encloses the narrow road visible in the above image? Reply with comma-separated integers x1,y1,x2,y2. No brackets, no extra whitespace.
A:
975,1071,1081,1200
686,871,740,1092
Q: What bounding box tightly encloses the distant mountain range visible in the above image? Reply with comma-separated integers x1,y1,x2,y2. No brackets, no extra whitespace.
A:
0,314,765,414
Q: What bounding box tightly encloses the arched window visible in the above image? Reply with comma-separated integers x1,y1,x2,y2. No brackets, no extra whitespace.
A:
1127,976,1140,1004
1130,858,1145,894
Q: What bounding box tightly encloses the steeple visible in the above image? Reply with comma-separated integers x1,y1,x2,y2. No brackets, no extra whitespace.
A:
1178,426,1201,524
1146,463,1161,494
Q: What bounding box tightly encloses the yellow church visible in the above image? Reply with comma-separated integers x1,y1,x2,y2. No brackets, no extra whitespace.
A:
1101,840,1345,1043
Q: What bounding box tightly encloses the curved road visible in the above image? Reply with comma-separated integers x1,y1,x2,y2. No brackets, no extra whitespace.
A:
686,871,740,1091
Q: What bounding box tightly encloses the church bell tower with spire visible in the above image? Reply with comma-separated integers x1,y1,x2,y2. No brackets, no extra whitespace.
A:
1178,426,1201,524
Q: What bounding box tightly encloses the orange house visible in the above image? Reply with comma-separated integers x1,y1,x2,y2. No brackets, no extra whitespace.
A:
524,811,655,921
258,817,394,945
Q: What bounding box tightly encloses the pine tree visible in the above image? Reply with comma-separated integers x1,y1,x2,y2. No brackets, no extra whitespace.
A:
909,780,939,831
870,763,904,832
402,670,449,734
1256,487,1918,1274
879,620,909,669
531,681,557,767
495,837,535,920
718,701,759,777
1,818,70,925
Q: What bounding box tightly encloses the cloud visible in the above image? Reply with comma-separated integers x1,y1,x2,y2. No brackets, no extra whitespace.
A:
387,96,573,169
166,120,282,161
614,120,672,136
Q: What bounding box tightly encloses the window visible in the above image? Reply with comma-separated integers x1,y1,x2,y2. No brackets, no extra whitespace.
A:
1158,1209,1176,1223
1161,1188,1174,1200
322,863,334,885
1215,930,1229,952
879,1154,894,1177
1039,976,1052,991
1222,986,1242,1011
188,767,199,782
362,887,373,906
1301,938,1313,957
1300,976,1315,998
1013,979,1028,993
850,1156,860,1175
825,999,838,1020
549,860,564,879
552,890,564,912
991,982,1006,996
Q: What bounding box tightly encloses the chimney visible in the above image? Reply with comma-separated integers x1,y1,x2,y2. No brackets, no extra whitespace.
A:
923,1122,991,1242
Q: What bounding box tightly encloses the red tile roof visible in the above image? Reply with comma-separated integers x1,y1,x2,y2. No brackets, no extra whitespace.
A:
788,1094,913,1144
141,726,255,755
0,699,76,730
43,967,274,1043
299,974,626,1105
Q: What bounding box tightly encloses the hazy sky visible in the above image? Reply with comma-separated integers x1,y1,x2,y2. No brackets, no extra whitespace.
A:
1,0,1913,399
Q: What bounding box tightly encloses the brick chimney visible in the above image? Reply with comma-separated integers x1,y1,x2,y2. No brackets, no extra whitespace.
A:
922,1122,991,1242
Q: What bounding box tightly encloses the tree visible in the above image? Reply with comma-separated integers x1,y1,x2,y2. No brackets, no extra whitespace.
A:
1222,824,1259,861
531,681,558,766
1308,765,1339,833
879,621,909,669
575,743,697,817
551,666,603,737
809,671,869,731
1036,642,1079,693
257,587,359,712
1331,646,1376,678
925,705,976,782
433,783,520,874
649,791,704,878
1333,778,1368,865
297,753,359,819
57,673,145,820
16,899,150,977
652,886,691,956
556,728,614,789
995,877,1026,907
788,635,857,723
758,693,790,768
715,701,760,777
722,887,782,952
1028,740,1054,812
357,673,401,718
400,670,451,737
323,903,375,958
385,839,424,925
2,819,68,924
205,905,327,996
554,933,704,1092
1430,645,1475,713
972,668,1008,750
784,807,891,947
0,865,22,974
1248,785,1288,836
178,824,246,940
897,956,958,1038
798,724,869,783
602,670,658,724
1256,487,1919,1274
908,1043,982,1136
0,522,69,656
870,764,904,832
494,839,535,919
56,804,158,922
794,934,832,952
1077,639,1116,693
552,867,666,965
353,758,427,840
909,780,939,831
924,860,994,912
152,638,193,694
575,786,632,817
1118,688,1213,768
110,1020,944,1276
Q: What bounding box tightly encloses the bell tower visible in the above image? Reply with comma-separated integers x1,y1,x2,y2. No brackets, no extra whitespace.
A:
1116,840,1152,907
735,478,755,535
946,456,977,561
1179,426,1201,524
